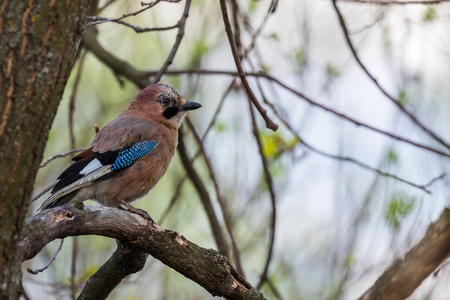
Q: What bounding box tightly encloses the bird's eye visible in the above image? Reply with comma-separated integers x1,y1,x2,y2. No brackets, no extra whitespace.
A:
161,97,171,106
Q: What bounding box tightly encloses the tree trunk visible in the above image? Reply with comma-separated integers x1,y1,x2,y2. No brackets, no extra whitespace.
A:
0,0,94,298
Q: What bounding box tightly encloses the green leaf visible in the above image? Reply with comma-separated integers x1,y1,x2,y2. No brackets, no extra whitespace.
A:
344,252,356,268
386,149,398,165
214,122,226,132
326,64,340,80
294,48,307,72
261,132,279,158
398,88,408,106
423,6,436,22
260,131,300,160
248,0,259,12
190,40,210,67
269,33,280,43
260,63,271,73
384,192,415,229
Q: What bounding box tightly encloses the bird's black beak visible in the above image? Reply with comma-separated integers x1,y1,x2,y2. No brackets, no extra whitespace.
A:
178,101,202,111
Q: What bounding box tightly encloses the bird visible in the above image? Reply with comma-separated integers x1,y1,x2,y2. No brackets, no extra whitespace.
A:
38,83,201,219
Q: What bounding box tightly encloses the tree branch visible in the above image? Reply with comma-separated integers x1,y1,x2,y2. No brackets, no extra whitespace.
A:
82,27,150,89
359,207,450,300
150,0,192,83
177,130,230,258
21,204,265,300
143,68,450,159
77,243,147,300
219,0,278,131
336,0,450,5
331,0,450,150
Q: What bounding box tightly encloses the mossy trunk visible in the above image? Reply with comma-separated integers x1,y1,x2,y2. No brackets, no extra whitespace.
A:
0,0,94,298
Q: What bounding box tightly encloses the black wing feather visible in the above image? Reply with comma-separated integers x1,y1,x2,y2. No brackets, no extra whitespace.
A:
52,150,119,193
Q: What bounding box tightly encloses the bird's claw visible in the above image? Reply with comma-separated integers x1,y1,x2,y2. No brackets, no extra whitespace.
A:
118,200,155,224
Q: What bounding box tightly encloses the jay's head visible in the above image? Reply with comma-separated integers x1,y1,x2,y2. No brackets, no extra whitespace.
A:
126,84,202,129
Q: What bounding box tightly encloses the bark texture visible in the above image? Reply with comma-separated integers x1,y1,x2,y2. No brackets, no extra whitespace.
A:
0,0,94,298
359,208,450,300
20,204,266,300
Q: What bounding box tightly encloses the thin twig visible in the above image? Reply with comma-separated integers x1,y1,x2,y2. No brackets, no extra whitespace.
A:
151,0,192,83
68,51,85,300
69,52,86,153
332,0,450,150
29,182,57,204
143,68,450,158
70,237,78,300
186,118,245,276
230,0,242,53
86,16,179,33
177,130,230,258
87,0,162,26
423,173,446,188
247,102,277,289
265,96,441,193
336,0,450,4
39,149,85,168
266,277,285,300
83,26,150,89
158,83,234,225
27,239,64,275
219,0,278,131
31,149,84,204
158,175,187,224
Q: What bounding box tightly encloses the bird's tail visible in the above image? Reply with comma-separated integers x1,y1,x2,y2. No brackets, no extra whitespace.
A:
39,191,79,210
38,165,112,211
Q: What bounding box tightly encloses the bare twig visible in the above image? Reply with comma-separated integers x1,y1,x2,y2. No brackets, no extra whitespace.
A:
332,0,450,150
219,0,278,131
68,52,86,300
337,0,450,4
82,27,150,89
236,67,279,288
29,183,57,204
151,0,192,83
69,52,86,150
143,68,450,158
177,130,229,258
202,80,235,141
27,239,64,275
186,118,245,276
30,148,84,204
158,175,187,224
39,149,85,168
247,103,277,289
265,96,440,193
87,16,179,33
87,0,163,26
70,237,78,300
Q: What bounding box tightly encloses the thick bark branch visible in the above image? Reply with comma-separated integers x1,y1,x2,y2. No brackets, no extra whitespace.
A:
20,204,265,300
359,207,450,300
77,243,147,300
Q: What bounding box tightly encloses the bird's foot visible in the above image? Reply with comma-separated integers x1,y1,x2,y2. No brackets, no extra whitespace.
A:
118,200,155,224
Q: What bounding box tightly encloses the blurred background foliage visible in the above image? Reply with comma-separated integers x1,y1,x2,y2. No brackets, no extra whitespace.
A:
24,0,450,299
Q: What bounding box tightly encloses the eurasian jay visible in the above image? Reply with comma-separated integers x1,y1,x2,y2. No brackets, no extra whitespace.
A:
39,84,201,215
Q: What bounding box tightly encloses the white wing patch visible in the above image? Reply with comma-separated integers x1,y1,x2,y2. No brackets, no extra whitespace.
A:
80,158,103,175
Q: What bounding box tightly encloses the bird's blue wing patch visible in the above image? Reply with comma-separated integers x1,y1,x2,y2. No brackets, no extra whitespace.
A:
111,140,158,170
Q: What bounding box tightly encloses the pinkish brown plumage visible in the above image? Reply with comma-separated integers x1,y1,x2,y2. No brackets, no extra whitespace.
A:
39,84,201,211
